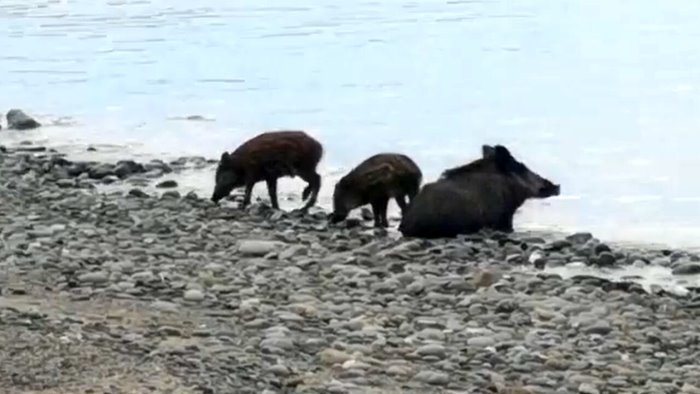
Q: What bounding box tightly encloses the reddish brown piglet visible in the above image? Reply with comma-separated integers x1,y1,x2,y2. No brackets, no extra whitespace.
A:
329,153,423,228
211,130,323,210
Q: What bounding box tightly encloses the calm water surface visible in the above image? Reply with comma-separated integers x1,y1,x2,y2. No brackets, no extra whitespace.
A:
2,0,700,250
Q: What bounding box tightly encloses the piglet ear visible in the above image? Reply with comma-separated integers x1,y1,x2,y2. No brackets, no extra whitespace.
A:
482,145,496,158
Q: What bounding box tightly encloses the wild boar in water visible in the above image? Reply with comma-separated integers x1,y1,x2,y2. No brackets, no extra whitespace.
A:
211,130,323,210
329,153,422,228
398,144,560,238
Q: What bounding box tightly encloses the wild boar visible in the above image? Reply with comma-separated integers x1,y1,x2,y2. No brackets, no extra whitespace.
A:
398,144,560,238
211,130,323,210
329,153,422,228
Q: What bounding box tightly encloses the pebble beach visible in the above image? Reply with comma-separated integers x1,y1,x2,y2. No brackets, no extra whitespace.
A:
2,144,700,394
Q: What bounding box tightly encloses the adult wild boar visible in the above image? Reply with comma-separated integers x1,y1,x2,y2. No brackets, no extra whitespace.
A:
398,144,560,238
211,130,323,210
329,153,422,227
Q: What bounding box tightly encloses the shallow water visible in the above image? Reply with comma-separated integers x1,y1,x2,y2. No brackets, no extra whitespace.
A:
2,0,700,250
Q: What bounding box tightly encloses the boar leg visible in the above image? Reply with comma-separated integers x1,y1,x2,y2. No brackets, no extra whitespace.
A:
241,183,254,208
300,171,321,210
495,214,515,233
405,180,420,202
371,197,390,228
395,195,409,214
265,177,280,209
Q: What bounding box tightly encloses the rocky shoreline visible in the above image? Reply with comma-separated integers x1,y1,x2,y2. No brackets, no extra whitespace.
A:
3,144,700,393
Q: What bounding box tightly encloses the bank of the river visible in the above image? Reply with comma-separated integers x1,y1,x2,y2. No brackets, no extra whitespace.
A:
2,145,700,393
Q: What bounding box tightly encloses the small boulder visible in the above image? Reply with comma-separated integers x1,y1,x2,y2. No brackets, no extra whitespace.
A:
7,109,41,130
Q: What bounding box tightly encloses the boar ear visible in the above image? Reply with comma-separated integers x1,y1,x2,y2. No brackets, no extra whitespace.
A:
220,152,230,162
493,145,515,167
482,145,496,158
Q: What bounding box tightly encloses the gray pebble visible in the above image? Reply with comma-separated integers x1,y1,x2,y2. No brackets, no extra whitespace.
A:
238,240,283,256
151,300,179,313
78,271,109,284
467,336,496,348
414,370,449,385
416,344,447,358
183,289,205,302
578,383,600,394
584,321,612,336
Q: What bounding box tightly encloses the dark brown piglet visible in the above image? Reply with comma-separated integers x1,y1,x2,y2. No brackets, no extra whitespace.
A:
211,130,323,210
329,153,422,228
399,144,560,238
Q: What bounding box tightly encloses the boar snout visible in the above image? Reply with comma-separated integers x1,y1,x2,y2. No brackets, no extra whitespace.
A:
537,179,560,198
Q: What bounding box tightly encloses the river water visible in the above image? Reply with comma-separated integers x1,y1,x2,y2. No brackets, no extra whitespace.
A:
2,0,700,253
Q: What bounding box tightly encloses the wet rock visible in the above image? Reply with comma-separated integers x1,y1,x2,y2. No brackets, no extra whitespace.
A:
545,239,572,251
7,109,41,130
114,160,145,179
128,188,149,198
88,163,115,179
65,162,89,177
594,243,612,255
56,179,75,188
145,159,173,173
101,175,120,184
593,252,616,267
162,190,180,199
156,180,178,189
566,232,593,245
672,262,700,275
